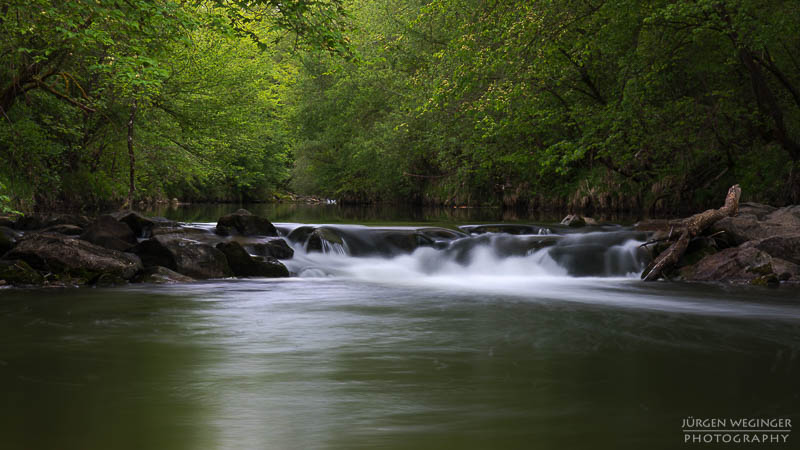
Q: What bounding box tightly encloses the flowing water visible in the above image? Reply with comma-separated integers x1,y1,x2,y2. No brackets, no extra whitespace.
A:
1,205,798,449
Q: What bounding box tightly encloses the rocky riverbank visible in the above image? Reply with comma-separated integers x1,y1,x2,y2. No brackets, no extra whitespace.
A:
636,203,800,286
0,209,292,287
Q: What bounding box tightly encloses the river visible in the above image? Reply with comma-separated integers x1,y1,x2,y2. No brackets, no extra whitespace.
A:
1,204,798,449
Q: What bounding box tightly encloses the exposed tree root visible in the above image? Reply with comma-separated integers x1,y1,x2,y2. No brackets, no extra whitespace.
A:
641,184,741,281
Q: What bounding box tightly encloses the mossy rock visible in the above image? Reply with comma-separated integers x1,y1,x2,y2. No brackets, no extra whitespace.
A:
750,274,779,287
0,259,44,285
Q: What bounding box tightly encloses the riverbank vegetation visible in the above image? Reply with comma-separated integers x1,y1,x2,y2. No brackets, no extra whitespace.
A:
2,0,799,215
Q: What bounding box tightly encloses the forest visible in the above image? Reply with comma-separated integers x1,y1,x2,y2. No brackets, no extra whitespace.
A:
2,0,799,215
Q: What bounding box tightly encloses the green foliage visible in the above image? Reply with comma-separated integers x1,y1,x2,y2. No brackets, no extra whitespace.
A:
0,0,351,210
1,0,799,213
0,181,20,215
286,0,800,209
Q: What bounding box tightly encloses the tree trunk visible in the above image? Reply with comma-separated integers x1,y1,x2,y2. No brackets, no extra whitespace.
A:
125,98,137,209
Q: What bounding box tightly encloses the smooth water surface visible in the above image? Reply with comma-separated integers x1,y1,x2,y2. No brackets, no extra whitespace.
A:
1,205,798,449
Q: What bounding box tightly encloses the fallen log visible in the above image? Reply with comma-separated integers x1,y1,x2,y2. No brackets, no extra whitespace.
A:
641,184,741,281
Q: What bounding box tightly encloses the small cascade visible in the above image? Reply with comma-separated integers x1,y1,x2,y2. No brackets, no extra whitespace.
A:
278,223,652,281
318,237,349,256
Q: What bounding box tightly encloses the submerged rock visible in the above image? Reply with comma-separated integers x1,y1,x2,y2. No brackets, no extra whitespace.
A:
133,266,195,284
216,241,289,277
215,209,277,236
3,233,142,281
80,215,138,251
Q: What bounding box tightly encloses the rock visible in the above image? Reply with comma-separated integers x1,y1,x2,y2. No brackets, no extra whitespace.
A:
150,226,210,238
80,215,138,251
738,202,777,219
0,226,21,255
13,214,46,231
560,214,586,227
0,259,44,285
132,266,195,284
215,241,289,277
676,236,719,268
112,211,178,238
763,205,800,229
45,214,93,229
680,244,774,283
713,205,800,245
3,234,142,280
248,239,294,259
771,258,800,282
133,237,232,279
755,234,800,265
215,209,277,236
14,213,91,231
712,214,774,245
112,211,155,237
132,238,176,269
750,273,780,287
41,224,83,236
305,227,347,254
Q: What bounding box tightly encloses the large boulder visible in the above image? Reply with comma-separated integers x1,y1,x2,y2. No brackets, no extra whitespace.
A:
248,239,294,259
132,266,195,284
713,205,800,245
763,205,800,229
0,259,44,285
680,243,775,283
80,215,138,251
133,237,232,279
3,233,142,281
112,211,154,237
737,202,778,219
215,209,277,236
755,234,800,265
711,214,773,245
215,241,289,277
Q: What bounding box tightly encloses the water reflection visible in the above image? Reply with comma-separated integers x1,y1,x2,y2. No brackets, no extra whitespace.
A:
0,289,214,450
